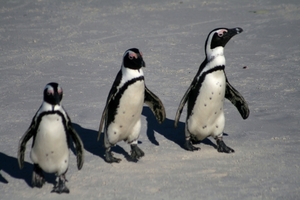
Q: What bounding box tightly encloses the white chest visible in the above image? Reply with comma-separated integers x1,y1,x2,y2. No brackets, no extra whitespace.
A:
31,113,69,174
187,70,226,139
108,80,145,140
115,80,144,126
198,70,226,108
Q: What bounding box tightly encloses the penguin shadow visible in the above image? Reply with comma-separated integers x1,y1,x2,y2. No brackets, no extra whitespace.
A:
142,107,217,149
0,152,57,187
0,152,50,186
0,152,31,186
142,107,184,148
72,123,133,162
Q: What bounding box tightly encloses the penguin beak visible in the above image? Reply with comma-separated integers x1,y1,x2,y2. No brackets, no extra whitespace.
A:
226,27,243,38
218,27,243,48
54,94,61,105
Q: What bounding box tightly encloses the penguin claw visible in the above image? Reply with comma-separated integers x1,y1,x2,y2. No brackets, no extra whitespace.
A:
217,140,235,153
105,151,122,163
184,140,200,151
130,144,144,161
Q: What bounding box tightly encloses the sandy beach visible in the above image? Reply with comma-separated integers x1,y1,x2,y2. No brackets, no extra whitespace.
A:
0,0,299,199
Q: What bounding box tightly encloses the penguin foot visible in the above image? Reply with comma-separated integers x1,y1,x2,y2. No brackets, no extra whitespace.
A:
216,139,235,153
32,164,45,188
190,135,200,144
51,175,70,194
105,150,121,163
130,144,144,161
184,140,200,151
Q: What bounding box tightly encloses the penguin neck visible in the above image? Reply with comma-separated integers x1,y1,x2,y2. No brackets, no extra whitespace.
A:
206,46,225,65
48,101,60,109
37,102,62,117
121,64,144,83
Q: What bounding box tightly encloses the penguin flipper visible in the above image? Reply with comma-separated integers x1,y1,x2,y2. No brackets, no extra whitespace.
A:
144,86,166,124
98,104,108,141
98,71,121,141
98,94,114,141
225,79,250,119
68,125,84,170
174,82,194,128
17,123,36,169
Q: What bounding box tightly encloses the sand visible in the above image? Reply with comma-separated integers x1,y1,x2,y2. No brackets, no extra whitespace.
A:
0,0,299,199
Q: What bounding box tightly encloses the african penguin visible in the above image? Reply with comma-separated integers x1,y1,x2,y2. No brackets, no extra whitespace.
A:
98,48,166,163
17,82,84,194
174,27,250,152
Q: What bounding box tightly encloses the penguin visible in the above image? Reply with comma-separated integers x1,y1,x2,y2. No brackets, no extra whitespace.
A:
98,48,166,163
17,82,84,194
174,27,250,152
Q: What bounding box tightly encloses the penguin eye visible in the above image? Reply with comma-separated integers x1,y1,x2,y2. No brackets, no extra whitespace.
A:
217,30,227,37
47,89,54,96
128,52,138,60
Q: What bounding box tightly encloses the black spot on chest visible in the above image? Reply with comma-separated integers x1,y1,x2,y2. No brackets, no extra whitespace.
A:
187,66,225,117
107,76,144,126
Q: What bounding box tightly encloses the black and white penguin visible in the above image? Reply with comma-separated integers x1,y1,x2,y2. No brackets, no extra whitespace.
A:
17,82,84,193
98,48,166,163
174,27,250,152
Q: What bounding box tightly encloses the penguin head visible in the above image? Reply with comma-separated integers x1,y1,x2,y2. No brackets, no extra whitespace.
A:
205,27,243,59
43,82,63,105
123,48,145,70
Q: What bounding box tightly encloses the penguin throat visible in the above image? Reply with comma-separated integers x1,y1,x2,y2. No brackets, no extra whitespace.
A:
207,52,224,63
51,104,59,111
207,46,224,63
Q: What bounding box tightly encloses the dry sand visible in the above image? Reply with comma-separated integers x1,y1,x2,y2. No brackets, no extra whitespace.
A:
0,0,300,199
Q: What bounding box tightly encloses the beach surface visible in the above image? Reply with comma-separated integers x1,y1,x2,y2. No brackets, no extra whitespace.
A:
0,0,299,199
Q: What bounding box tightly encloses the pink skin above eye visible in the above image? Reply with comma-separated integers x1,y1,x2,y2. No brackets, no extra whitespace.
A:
217,29,228,37
47,89,54,95
57,87,63,94
128,52,138,60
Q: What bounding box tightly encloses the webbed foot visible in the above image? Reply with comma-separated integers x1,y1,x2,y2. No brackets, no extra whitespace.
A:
32,164,45,188
105,148,121,163
130,144,144,161
184,140,200,151
51,174,69,194
216,139,234,153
